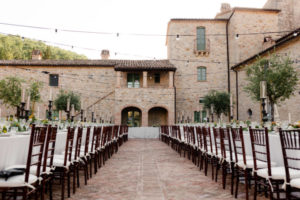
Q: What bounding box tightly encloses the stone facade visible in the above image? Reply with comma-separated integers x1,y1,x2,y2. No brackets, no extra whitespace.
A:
0,0,299,125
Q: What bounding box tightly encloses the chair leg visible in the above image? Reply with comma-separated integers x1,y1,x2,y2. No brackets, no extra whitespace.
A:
77,166,80,188
244,169,249,200
67,171,70,198
89,156,93,178
62,171,66,200
49,178,53,200
253,173,258,200
230,162,234,195
222,162,227,190
235,170,239,199
73,167,76,194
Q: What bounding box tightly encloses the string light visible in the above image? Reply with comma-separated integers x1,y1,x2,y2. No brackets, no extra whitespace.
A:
176,34,180,40
235,34,239,39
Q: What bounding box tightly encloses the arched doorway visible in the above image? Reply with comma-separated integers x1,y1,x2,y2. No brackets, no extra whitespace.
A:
148,107,168,126
121,107,142,127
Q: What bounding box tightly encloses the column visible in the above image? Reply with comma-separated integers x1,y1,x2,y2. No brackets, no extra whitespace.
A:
143,71,148,88
116,71,121,88
169,71,174,88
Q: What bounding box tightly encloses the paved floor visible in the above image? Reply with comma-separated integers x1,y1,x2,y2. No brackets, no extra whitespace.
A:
55,139,267,200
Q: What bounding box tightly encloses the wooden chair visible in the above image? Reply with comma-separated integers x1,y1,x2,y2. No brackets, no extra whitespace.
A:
202,126,215,178
89,126,100,176
52,126,75,200
0,124,45,200
231,127,253,200
250,127,282,200
195,126,205,170
279,128,300,200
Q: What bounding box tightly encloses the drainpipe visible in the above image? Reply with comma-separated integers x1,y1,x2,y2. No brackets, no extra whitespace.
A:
235,69,239,120
173,70,176,125
226,11,235,119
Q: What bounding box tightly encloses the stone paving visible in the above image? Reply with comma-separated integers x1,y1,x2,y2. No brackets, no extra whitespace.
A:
52,139,268,200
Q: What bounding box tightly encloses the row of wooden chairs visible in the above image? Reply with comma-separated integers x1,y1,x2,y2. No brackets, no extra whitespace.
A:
160,125,300,200
0,124,128,200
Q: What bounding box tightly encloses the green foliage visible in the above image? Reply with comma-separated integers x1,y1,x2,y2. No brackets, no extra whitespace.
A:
203,90,230,118
54,90,81,111
244,54,298,120
29,81,43,103
0,77,23,107
0,34,87,60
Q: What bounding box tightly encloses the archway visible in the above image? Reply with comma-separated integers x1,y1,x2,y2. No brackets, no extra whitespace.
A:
121,107,142,127
148,107,168,126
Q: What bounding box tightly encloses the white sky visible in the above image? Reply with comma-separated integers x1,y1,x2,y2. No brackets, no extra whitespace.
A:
0,0,266,60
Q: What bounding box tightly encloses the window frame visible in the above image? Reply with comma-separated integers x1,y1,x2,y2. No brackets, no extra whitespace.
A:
49,74,59,87
196,27,206,51
127,73,140,88
197,67,207,81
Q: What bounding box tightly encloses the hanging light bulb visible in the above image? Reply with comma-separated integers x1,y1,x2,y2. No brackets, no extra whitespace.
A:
116,33,119,37
176,34,180,41
235,34,239,39
55,29,58,33
293,32,298,37
185,60,189,66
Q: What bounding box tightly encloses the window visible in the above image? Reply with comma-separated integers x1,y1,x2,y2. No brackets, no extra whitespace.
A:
197,67,206,81
194,110,207,123
154,73,160,83
196,27,206,51
127,73,140,88
194,111,200,123
199,97,204,104
49,74,59,86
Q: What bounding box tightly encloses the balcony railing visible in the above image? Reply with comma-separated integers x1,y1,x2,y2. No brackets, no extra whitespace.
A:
194,38,210,56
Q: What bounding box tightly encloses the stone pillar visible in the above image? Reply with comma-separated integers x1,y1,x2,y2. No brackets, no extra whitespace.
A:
142,110,148,127
169,71,174,88
116,71,121,88
143,71,148,88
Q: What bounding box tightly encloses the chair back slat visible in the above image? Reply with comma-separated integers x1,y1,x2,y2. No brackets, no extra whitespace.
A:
231,127,247,165
249,127,271,175
74,127,83,160
64,127,75,166
279,129,300,182
220,127,232,161
42,125,58,172
202,127,213,153
25,124,46,182
195,126,203,149
84,127,91,155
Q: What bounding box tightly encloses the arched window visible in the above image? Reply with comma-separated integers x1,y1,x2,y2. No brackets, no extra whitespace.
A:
196,27,206,51
197,67,206,81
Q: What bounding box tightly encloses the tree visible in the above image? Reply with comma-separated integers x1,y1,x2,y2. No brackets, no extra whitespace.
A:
54,90,81,112
244,54,298,121
203,90,230,121
29,81,43,115
0,77,23,115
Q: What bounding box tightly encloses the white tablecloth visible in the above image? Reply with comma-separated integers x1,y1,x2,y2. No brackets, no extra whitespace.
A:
0,128,95,170
128,127,159,139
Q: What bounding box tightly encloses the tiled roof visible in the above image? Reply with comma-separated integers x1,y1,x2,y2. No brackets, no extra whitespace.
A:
114,60,176,71
0,59,176,71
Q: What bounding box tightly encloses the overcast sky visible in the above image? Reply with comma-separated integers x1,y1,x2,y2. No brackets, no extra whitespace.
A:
0,0,266,59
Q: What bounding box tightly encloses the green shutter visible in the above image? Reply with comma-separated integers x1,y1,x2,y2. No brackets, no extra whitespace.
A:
202,110,207,122
194,111,200,123
197,27,206,51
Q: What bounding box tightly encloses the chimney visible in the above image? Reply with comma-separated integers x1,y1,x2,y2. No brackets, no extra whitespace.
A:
32,50,42,60
101,50,110,60
220,3,231,13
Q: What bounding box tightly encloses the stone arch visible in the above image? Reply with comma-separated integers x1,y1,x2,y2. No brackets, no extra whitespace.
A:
148,106,168,126
121,106,142,127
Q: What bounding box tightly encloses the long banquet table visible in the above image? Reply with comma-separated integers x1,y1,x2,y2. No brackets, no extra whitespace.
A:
0,129,90,170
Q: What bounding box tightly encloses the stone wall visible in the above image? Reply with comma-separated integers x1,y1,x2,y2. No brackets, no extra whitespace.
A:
0,66,116,121
114,88,175,126
235,37,300,122
167,20,229,122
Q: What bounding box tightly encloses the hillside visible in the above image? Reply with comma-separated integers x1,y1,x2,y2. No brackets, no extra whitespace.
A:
0,34,87,60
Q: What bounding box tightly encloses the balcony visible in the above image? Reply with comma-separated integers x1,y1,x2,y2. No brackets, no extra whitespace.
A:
194,38,210,56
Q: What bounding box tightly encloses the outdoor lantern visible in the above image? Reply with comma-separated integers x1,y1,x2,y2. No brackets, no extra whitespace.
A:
260,81,267,99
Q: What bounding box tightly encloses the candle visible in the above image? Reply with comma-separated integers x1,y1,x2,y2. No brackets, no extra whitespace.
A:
288,113,291,124
49,88,52,101
260,81,267,98
71,104,75,117
66,98,70,111
26,95,30,110
21,88,25,103
211,104,214,113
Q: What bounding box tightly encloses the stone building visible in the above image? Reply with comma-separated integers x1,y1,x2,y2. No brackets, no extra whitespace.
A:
0,0,299,125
